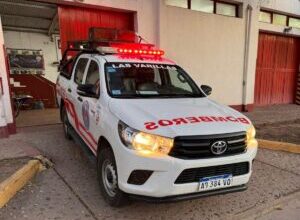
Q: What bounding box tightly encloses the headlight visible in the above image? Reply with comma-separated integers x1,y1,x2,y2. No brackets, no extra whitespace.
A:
246,125,257,148
118,121,174,155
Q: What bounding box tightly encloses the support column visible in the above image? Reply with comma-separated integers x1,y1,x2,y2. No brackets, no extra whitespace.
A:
0,16,15,138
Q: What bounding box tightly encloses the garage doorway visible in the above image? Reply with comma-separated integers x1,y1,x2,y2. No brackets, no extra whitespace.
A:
1,0,61,127
1,1,134,128
58,5,134,53
254,32,300,105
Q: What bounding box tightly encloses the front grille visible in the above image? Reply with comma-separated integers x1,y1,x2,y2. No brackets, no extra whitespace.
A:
175,162,249,184
169,132,246,159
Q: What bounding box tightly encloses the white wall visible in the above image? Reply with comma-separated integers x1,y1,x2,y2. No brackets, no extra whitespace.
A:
159,0,300,106
260,0,300,15
0,17,13,127
159,2,246,105
3,31,60,83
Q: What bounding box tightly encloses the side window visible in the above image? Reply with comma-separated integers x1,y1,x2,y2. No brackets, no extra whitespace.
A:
85,60,100,96
74,58,88,84
85,60,100,86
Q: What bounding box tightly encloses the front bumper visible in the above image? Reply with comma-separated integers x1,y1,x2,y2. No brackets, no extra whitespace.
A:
130,184,247,203
116,144,257,198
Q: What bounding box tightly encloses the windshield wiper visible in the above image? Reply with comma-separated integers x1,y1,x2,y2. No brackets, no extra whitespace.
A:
157,94,202,98
111,93,203,98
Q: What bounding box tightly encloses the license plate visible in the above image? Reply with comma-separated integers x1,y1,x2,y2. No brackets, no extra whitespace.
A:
199,174,233,191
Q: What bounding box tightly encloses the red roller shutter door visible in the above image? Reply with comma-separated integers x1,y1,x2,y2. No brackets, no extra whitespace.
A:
58,6,134,53
254,33,300,105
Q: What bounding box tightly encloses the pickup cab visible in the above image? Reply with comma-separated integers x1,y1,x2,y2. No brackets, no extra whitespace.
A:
56,28,257,207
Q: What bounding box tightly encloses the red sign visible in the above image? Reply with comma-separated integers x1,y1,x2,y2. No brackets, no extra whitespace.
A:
145,116,250,130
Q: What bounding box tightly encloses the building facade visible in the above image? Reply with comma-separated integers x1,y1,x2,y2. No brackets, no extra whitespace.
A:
0,0,300,137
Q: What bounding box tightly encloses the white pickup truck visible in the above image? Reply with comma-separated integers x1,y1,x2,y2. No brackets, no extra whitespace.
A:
56,28,257,207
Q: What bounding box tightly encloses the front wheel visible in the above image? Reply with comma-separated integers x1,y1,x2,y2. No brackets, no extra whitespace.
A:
97,146,127,207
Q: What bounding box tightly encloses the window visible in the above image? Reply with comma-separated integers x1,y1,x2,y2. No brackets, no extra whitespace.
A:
259,11,271,23
191,0,214,13
85,60,100,96
74,58,88,84
216,2,236,17
273,14,287,26
165,0,188,9
166,0,239,17
289,17,300,29
169,69,193,93
60,59,75,79
105,63,204,98
85,60,100,85
259,10,300,29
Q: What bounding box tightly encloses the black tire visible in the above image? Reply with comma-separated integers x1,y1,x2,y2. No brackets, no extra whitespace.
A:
14,100,20,118
62,106,72,140
97,145,127,207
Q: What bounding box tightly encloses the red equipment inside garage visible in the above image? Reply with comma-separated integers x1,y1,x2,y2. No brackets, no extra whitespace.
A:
58,5,134,53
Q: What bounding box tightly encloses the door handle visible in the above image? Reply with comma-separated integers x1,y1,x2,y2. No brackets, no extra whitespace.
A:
67,88,72,93
77,96,83,102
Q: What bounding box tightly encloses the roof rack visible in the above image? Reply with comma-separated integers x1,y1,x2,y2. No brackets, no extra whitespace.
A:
67,27,153,50
59,28,165,72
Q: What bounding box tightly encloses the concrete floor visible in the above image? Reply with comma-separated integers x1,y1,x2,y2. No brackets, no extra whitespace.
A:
16,109,60,128
0,124,299,220
245,104,300,126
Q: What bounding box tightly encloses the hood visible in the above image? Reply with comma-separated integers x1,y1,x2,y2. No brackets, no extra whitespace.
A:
109,97,252,138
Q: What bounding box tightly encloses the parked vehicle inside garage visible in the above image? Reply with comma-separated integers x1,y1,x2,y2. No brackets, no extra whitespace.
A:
56,28,258,207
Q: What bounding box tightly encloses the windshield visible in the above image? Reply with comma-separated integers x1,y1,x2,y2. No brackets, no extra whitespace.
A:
105,63,205,98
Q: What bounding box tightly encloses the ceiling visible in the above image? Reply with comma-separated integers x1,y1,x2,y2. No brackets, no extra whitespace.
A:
0,0,59,35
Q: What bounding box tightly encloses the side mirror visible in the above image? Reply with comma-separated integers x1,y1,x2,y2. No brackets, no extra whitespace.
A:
200,85,212,96
77,84,98,98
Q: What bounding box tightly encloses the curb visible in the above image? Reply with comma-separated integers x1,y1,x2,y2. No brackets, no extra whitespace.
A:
0,156,50,208
258,139,300,154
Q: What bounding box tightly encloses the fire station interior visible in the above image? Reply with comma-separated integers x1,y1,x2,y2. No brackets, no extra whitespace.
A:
0,0,60,127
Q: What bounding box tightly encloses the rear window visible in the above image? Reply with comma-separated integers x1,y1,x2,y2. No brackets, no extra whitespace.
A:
59,59,75,79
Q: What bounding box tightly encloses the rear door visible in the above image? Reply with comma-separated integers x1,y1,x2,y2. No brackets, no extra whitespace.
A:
75,58,101,154
67,56,89,133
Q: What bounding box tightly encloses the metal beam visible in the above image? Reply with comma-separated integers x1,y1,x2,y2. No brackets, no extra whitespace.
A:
3,26,59,35
1,14,52,21
48,12,58,36
0,0,56,10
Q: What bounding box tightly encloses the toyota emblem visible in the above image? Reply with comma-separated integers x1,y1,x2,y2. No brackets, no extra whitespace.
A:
210,141,227,155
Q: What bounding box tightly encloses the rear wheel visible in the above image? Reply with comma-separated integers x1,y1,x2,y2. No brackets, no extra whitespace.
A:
97,145,127,207
62,106,72,140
